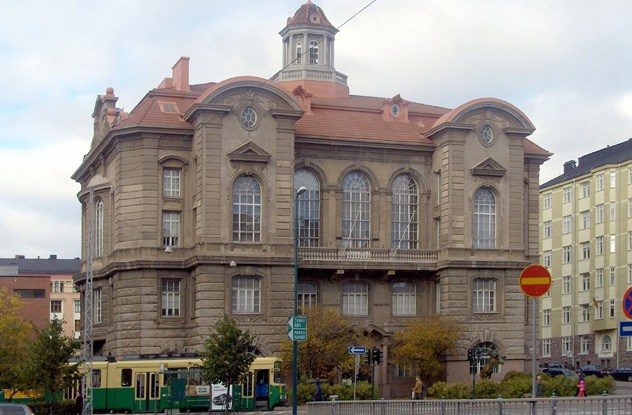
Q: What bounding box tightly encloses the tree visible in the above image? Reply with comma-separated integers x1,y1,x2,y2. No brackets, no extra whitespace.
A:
199,314,256,412
26,318,81,404
390,315,463,383
0,288,34,400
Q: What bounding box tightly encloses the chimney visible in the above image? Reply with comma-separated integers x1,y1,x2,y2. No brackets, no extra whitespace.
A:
15,254,25,259
49,254,57,260
172,57,191,92
563,160,576,174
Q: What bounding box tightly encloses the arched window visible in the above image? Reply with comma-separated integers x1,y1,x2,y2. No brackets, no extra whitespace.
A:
601,335,612,352
232,176,261,242
95,198,104,257
309,40,318,64
391,174,419,249
297,282,317,313
296,41,302,64
342,171,371,248
392,282,416,316
473,278,496,313
232,276,261,314
469,342,502,375
294,169,320,247
342,281,368,316
473,187,496,248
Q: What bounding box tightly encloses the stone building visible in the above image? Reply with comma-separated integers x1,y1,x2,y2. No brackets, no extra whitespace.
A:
72,1,549,394
539,138,632,369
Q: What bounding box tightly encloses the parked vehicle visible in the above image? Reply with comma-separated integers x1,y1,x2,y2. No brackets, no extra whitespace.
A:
610,367,632,382
0,403,34,415
542,367,575,378
578,364,609,378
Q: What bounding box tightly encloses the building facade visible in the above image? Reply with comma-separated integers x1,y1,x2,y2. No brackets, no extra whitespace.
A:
539,139,632,369
0,255,81,338
72,1,549,395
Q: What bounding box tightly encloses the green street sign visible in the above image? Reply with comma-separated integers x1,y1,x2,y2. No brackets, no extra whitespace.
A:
288,315,307,341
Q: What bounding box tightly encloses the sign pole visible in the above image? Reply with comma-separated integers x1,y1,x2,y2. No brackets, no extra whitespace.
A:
532,296,536,398
353,354,359,401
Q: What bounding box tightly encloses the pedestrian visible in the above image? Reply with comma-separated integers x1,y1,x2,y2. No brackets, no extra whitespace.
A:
577,378,586,398
74,391,83,415
412,376,423,400
535,374,543,397
314,378,323,402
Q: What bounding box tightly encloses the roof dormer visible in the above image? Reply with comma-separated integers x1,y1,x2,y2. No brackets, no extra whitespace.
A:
382,94,410,123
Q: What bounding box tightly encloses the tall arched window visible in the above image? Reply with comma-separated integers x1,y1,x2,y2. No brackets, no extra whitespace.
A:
95,198,104,257
342,281,368,316
469,342,502,375
297,282,317,313
233,176,261,242
392,174,418,249
294,169,320,247
473,187,496,248
601,335,612,352
296,41,302,64
309,40,318,64
342,171,371,248
473,278,496,313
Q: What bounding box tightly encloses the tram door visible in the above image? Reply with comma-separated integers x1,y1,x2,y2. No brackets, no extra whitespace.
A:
254,369,270,409
135,372,160,412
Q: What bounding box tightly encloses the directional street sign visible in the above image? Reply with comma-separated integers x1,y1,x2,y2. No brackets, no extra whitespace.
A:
620,321,632,337
348,346,367,355
623,287,632,320
520,264,552,297
288,315,307,342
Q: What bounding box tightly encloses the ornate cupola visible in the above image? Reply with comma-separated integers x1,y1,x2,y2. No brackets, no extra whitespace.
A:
272,0,349,98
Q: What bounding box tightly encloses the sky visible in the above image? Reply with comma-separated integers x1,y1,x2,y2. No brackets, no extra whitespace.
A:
1,0,631,259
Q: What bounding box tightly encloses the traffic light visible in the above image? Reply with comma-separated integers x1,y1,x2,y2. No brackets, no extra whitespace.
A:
364,350,372,365
372,348,382,365
467,349,473,363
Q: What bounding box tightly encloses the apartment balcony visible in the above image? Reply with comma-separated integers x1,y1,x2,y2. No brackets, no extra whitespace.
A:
590,318,618,332
298,247,438,270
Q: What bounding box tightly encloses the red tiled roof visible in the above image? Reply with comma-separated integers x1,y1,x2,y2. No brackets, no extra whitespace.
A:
284,1,336,31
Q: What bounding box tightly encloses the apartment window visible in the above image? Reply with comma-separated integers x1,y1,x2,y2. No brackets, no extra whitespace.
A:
562,276,572,294
581,241,590,260
562,337,572,356
629,265,632,284
543,309,551,326
609,299,616,318
595,301,604,319
596,236,604,255
562,187,572,203
473,187,496,248
391,174,419,249
309,40,318,64
610,202,616,221
543,193,551,209
298,282,317,313
342,281,368,316
580,210,591,229
595,204,604,223
610,234,616,252
342,171,371,248
162,211,180,247
581,273,590,291
543,221,552,239
94,288,102,324
562,245,572,263
74,300,81,313
595,269,604,287
233,176,262,243
51,280,65,293
232,276,261,314
596,173,604,191
629,232,632,250
629,199,632,217
562,306,571,324
580,337,590,354
543,250,552,268
161,279,181,317
14,289,45,298
610,267,616,285
51,300,62,314
580,304,590,322
562,215,572,234
95,198,104,257
294,169,321,247
581,181,590,198
610,171,616,188
392,282,416,316
472,278,496,313
601,335,612,352
163,168,181,198
542,339,551,357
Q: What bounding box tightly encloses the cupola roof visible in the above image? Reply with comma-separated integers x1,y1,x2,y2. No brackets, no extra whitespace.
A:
284,1,336,32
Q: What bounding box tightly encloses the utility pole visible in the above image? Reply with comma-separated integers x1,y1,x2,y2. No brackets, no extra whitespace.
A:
82,189,94,415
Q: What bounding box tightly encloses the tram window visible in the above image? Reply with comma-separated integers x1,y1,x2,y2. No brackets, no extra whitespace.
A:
121,369,132,387
136,373,145,399
150,373,159,398
243,372,253,397
164,367,186,385
274,361,281,384
92,369,102,388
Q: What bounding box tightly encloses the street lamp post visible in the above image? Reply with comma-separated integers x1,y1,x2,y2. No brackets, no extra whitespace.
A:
292,186,307,415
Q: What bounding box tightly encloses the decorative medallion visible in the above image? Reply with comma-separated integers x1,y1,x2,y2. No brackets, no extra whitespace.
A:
240,106,257,129
480,125,494,146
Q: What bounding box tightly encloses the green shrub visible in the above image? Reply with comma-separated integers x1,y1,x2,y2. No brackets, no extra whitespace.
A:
542,374,576,397
290,381,375,404
499,374,532,398
30,400,75,415
585,375,614,396
475,379,500,399
426,381,471,399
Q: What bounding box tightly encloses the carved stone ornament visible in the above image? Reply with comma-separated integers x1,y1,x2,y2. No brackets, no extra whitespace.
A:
228,141,271,164
470,157,506,177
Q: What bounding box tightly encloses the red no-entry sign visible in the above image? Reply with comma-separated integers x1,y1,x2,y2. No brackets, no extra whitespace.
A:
623,287,632,320
520,264,552,297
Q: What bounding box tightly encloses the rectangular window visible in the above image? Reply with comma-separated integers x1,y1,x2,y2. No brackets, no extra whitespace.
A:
543,221,552,239
94,288,102,324
121,369,132,387
74,300,81,313
629,264,632,284
232,276,261,314
51,300,62,313
595,204,604,223
581,273,590,291
610,267,616,285
473,279,496,313
580,304,590,322
562,337,572,356
610,202,616,221
542,339,551,357
562,245,572,264
562,306,571,324
13,289,45,298
596,236,604,255
563,187,572,203
610,299,616,318
343,281,369,316
51,280,65,293
92,369,102,388
581,181,590,198
610,170,616,188
392,283,416,316
610,234,616,253
543,309,551,326
596,269,604,287
543,193,551,209
543,250,552,267
163,169,181,198
596,173,604,191
629,232,632,250
161,279,181,317
162,211,180,247
581,241,590,260
562,216,572,234
596,301,604,319
580,337,590,354
562,276,572,294
629,199,632,218
580,211,590,229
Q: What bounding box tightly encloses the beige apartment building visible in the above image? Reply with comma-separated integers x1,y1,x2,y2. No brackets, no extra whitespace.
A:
72,1,550,394
539,139,632,369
